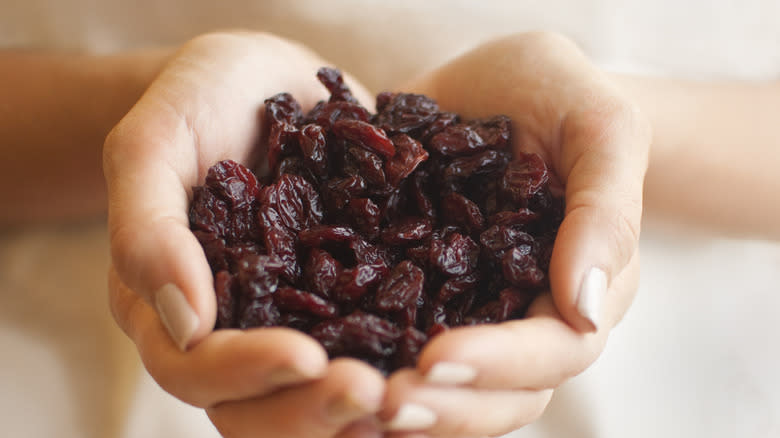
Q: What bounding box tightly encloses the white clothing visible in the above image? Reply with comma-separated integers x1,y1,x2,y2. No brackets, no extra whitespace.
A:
1,1,779,437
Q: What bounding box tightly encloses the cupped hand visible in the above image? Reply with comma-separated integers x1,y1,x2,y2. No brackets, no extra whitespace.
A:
380,32,650,437
104,31,383,438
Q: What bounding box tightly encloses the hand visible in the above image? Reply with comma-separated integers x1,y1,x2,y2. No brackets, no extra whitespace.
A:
380,32,650,437
104,32,384,438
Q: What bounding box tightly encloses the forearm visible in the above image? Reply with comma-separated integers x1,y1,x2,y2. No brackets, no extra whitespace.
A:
614,75,780,240
0,49,170,224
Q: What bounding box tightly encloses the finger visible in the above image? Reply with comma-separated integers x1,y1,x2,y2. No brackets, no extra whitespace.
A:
207,358,385,438
104,88,225,350
415,253,638,391
333,419,385,438
400,32,650,333
549,99,650,332
103,32,373,350
381,370,552,437
109,265,329,408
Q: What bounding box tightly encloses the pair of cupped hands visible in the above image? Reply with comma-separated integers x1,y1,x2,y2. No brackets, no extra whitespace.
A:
105,31,650,438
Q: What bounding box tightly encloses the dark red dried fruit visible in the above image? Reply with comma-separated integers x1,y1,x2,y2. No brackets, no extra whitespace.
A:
488,209,539,227
189,68,564,375
420,111,459,141
345,147,386,187
205,160,260,209
298,124,328,178
350,238,392,270
303,248,342,298
440,192,485,235
502,246,545,288
274,287,338,318
214,270,236,329
437,273,478,303
375,261,424,311
310,311,403,359
408,169,436,219
298,225,357,247
239,296,280,328
308,101,372,129
395,326,428,369
381,217,433,246
479,225,534,258
332,119,396,159
385,134,428,187
374,93,440,135
317,66,358,104
321,175,367,212
429,233,480,276
429,116,511,157
260,174,323,233
331,264,384,303
264,93,303,170
263,225,300,283
466,288,533,324
500,152,549,204
346,198,381,238
442,150,509,181
236,254,285,300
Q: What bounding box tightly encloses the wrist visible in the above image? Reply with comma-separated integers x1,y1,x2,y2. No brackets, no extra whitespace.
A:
0,48,173,224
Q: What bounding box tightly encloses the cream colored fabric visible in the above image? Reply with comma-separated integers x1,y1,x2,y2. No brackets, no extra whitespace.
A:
1,1,779,437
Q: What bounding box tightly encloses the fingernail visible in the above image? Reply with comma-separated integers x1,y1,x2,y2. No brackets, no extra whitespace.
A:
384,403,437,431
326,391,377,422
425,362,477,385
576,267,607,331
155,283,199,351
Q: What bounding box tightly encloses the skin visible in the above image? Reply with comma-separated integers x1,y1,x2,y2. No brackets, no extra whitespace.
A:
381,32,648,437
0,48,169,224
2,30,779,437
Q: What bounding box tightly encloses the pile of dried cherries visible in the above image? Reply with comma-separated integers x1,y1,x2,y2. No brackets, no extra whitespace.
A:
188,67,564,374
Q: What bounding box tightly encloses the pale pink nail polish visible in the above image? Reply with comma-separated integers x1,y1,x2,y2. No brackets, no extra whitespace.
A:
576,267,607,330
155,283,199,351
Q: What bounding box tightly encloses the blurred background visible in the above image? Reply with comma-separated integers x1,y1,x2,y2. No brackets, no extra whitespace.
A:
1,1,779,437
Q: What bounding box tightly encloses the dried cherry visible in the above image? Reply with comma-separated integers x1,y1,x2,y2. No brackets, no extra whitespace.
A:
189,67,564,374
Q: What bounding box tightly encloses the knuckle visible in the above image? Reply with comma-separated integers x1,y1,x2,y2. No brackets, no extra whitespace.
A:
607,204,642,266
206,406,240,438
108,223,142,283
102,120,132,181
446,414,478,437
565,337,607,381
510,30,572,50
514,390,553,427
143,354,207,408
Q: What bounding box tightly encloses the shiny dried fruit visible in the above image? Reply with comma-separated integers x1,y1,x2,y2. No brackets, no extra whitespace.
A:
264,93,303,170
317,66,358,104
298,124,328,178
332,119,396,159
303,248,342,299
440,192,485,235
430,233,480,276
374,93,439,135
428,116,510,157
385,134,428,186
274,287,338,318
381,217,433,246
310,311,403,358
375,261,424,311
500,152,549,204
189,67,564,375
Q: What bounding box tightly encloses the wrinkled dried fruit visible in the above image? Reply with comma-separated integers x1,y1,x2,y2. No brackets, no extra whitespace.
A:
189,67,564,375
375,261,424,311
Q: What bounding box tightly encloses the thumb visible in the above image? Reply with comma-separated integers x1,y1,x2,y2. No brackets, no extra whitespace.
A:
104,103,216,351
548,103,650,332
